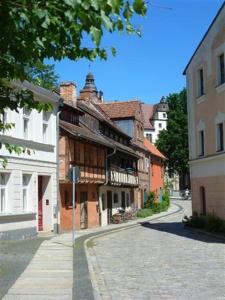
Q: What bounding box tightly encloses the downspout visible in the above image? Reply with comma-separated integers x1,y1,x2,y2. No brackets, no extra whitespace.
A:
104,146,116,185
54,99,63,234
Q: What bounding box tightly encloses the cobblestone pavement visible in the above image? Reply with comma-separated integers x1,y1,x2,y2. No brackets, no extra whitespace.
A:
89,200,225,300
0,237,48,299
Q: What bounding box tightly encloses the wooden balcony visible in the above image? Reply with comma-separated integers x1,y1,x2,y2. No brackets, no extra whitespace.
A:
109,167,139,186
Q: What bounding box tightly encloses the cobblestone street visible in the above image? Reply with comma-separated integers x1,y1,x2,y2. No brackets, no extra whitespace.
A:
89,201,225,300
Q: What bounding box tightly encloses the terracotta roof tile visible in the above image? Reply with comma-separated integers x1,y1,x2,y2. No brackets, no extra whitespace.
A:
141,104,154,129
98,100,144,122
143,138,165,159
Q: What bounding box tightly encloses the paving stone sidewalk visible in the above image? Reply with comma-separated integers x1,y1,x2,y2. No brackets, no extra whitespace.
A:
3,233,73,300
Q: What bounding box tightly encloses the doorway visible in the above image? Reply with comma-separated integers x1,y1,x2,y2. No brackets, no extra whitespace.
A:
107,191,112,224
38,176,43,231
200,186,206,216
80,191,88,229
121,191,126,209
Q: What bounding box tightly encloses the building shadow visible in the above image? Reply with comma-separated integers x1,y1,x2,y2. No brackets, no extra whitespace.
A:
139,221,225,244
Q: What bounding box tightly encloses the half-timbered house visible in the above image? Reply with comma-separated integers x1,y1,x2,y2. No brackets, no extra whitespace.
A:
59,77,139,230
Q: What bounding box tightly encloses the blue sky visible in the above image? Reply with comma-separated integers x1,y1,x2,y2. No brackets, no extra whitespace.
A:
50,0,224,104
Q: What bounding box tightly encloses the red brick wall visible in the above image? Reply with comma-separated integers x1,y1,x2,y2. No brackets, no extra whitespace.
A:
59,183,99,232
150,157,164,198
60,82,77,103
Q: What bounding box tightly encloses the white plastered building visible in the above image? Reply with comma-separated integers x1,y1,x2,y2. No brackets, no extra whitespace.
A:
0,81,61,239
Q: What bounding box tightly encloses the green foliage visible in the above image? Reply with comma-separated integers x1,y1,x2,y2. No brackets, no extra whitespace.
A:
137,208,153,218
155,89,189,176
183,214,225,235
0,0,147,166
138,191,170,218
144,191,156,209
27,62,59,90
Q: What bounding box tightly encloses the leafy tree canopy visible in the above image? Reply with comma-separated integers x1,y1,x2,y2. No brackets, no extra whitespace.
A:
0,0,147,113
155,89,189,176
0,0,147,165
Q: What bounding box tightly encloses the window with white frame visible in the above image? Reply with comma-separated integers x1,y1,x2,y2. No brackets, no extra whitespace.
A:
216,122,224,152
23,108,31,139
159,123,162,128
0,173,8,213
42,111,51,143
197,68,204,97
218,53,225,86
198,130,205,156
22,174,31,211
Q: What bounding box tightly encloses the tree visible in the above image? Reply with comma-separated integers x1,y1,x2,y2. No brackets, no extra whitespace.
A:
0,0,147,164
27,62,59,90
0,0,147,112
155,89,189,181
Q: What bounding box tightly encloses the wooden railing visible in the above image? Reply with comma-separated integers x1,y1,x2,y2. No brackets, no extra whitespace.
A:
109,167,139,186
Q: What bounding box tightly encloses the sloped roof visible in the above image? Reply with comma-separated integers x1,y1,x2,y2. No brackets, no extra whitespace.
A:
141,104,154,129
98,100,143,122
77,100,132,139
143,138,165,159
60,120,113,148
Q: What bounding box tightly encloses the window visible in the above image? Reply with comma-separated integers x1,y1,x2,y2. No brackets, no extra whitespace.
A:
197,68,204,97
23,108,31,139
0,111,7,124
217,123,224,152
42,111,50,143
159,123,162,128
199,130,205,156
22,174,31,211
218,53,225,85
146,133,152,143
163,113,166,118
113,193,118,204
0,173,8,213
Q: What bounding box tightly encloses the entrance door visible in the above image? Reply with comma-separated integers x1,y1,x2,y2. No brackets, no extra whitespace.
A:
80,192,88,229
200,186,206,216
38,176,43,231
107,191,112,224
121,191,126,209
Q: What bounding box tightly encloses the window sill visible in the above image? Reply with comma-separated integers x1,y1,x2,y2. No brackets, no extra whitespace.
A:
196,94,205,104
216,82,225,94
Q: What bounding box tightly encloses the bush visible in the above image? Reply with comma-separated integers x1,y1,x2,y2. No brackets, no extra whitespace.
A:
183,214,225,235
138,191,170,218
137,208,153,218
144,191,156,209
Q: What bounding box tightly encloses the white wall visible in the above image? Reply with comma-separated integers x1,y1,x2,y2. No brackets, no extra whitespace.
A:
99,186,132,227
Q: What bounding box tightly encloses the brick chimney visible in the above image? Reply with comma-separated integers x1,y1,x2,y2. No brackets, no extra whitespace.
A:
60,82,77,105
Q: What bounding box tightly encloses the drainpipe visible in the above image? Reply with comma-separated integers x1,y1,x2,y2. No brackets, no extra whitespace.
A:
104,146,116,185
54,99,63,234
